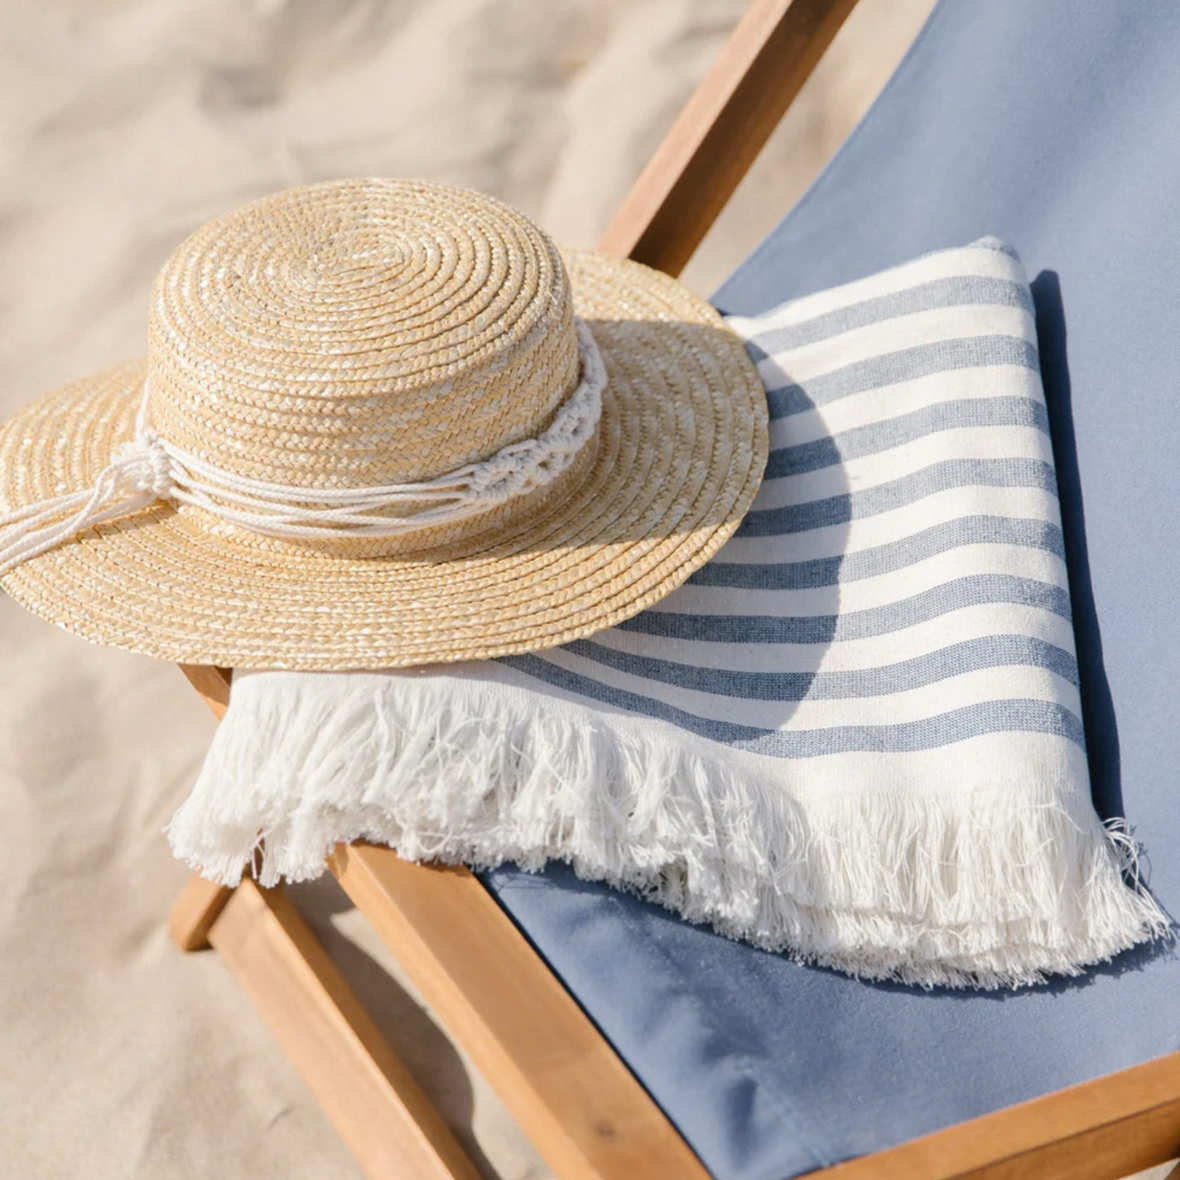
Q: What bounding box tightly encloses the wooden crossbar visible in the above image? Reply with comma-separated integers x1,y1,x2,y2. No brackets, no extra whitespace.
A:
168,1,1180,1177
824,1052,1180,1180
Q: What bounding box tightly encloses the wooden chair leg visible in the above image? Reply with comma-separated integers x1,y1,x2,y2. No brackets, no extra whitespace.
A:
201,878,483,1180
169,872,234,952
169,670,486,1176
330,842,711,1180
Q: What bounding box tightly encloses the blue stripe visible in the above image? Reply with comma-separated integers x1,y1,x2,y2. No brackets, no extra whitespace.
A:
694,516,1064,590
563,634,1079,701
503,653,1085,756
744,276,1033,356
618,575,1072,644
765,396,1049,479
764,335,1039,418
737,458,1057,537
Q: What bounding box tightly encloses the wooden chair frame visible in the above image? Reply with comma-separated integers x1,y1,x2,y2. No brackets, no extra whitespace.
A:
169,3,1180,1177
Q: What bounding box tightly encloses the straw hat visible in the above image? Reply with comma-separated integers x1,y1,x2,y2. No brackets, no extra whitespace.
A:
0,179,767,670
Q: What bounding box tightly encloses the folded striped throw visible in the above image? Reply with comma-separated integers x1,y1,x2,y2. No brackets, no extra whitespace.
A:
171,238,1167,988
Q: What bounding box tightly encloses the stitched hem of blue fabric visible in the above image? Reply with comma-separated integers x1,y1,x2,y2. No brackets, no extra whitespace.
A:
168,237,1170,990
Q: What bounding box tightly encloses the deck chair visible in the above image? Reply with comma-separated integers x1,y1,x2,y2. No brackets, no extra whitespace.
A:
168,0,1180,1176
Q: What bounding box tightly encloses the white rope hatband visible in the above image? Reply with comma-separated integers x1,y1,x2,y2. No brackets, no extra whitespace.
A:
0,319,606,576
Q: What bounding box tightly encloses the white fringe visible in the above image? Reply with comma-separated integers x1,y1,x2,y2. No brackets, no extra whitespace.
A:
167,671,1171,989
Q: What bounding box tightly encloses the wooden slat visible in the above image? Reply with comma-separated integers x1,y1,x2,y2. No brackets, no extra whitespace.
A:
207,878,483,1180
169,871,234,952
597,0,860,275
824,1050,1180,1180
179,663,232,718
330,842,710,1180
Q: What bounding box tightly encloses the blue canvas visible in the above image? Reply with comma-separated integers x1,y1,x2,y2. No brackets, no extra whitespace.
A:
483,1,1180,1176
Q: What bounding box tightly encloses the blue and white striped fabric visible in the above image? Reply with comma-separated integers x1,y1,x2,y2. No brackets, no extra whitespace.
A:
508,240,1075,759
178,239,1165,989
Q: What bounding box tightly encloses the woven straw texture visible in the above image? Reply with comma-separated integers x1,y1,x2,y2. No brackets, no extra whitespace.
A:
0,179,767,669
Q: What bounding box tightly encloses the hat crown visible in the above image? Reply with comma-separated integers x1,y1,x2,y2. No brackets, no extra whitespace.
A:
145,179,579,489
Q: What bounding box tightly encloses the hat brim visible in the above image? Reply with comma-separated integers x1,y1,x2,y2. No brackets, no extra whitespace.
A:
0,250,767,670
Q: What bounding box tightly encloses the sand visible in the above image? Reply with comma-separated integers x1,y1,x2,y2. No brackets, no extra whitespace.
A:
15,3,1168,1179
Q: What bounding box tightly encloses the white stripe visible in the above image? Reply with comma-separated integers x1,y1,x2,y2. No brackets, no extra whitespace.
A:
767,367,1044,450
728,245,1024,336
757,303,1034,386
752,426,1055,510
710,727,1089,799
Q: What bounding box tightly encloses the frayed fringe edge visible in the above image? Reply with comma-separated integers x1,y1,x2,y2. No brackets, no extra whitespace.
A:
167,672,1172,990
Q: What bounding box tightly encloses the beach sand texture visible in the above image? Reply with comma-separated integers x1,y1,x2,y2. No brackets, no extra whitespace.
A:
0,3,946,1177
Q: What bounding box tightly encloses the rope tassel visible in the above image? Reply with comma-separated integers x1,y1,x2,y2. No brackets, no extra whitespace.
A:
0,437,172,577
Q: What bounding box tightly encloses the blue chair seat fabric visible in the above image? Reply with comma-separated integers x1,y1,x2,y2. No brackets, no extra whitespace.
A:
482,3,1180,1176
